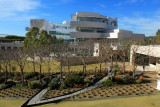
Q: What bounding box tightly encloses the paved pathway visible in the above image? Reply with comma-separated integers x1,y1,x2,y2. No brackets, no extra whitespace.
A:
26,75,108,106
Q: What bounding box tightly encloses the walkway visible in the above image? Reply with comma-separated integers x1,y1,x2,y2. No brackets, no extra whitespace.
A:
26,75,109,106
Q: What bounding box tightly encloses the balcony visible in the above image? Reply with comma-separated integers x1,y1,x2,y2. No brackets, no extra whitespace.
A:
70,21,107,29
70,32,110,38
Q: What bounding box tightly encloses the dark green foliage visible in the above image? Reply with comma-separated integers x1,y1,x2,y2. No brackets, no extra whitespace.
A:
5,35,25,41
28,81,42,89
58,37,64,43
6,81,16,88
59,82,66,90
0,39,23,42
135,79,141,84
42,77,50,86
114,75,135,84
0,76,5,83
12,84,23,88
38,30,53,46
48,78,59,90
103,79,112,86
113,64,119,69
24,72,38,80
64,74,84,88
24,27,60,47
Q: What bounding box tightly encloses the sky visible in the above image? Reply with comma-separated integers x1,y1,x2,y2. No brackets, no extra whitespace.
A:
0,0,160,37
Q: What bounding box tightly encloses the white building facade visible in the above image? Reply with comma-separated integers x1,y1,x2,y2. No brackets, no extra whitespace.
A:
26,19,75,41
130,45,160,72
70,12,145,39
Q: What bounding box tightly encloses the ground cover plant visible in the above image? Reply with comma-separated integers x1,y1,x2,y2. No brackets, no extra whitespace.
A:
67,83,160,100
0,88,39,99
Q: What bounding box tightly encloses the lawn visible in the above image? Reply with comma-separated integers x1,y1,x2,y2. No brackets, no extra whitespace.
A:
5,61,134,73
1,94,160,107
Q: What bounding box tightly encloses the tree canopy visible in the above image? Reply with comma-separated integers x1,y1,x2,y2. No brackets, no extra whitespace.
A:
23,27,61,47
156,29,160,44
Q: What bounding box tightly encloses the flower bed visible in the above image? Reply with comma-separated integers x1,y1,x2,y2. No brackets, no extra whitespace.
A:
0,88,39,99
67,83,160,100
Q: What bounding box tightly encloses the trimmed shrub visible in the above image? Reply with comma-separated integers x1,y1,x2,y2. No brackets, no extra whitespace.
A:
28,81,42,89
42,77,50,86
103,79,112,86
59,82,66,90
0,76,5,83
64,74,84,88
48,78,59,90
135,79,141,84
24,72,38,80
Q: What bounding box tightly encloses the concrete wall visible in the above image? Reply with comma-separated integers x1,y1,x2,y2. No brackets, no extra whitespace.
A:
30,19,46,29
130,45,160,71
70,21,107,29
70,32,110,38
0,42,23,50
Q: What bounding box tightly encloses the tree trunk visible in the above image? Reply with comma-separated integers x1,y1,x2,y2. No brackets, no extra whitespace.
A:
132,53,135,78
100,63,102,72
48,67,50,78
5,67,7,84
20,68,24,86
60,61,62,82
110,55,113,81
39,64,42,82
33,61,36,73
123,54,125,74
67,65,70,72
0,64,1,73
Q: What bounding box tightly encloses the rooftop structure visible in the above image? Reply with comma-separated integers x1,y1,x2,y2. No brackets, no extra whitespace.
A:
70,12,145,39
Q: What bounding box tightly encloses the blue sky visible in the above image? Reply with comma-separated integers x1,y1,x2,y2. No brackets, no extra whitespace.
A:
0,0,160,37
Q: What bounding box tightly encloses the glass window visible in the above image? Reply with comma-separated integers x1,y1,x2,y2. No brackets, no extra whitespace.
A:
1,46,5,50
7,47,11,50
53,25,56,29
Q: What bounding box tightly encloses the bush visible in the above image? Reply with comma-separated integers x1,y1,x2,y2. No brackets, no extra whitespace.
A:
103,79,112,86
1,83,7,89
48,78,59,90
115,78,124,84
0,76,5,84
28,81,42,89
12,84,23,88
42,77,50,86
64,74,84,88
24,72,38,80
59,82,66,90
113,64,119,71
135,79,141,84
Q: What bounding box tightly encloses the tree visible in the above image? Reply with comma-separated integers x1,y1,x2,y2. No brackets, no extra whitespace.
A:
38,30,53,46
101,39,118,80
36,46,45,82
76,40,92,74
13,48,28,85
156,29,160,43
0,50,12,83
118,39,129,73
26,46,37,73
58,37,64,43
23,27,39,47
55,43,68,82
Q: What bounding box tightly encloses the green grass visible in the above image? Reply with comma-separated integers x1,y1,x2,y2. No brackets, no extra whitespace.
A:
1,95,160,107
2,60,133,73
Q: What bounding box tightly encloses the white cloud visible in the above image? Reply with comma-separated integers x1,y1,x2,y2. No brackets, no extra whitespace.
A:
0,0,40,19
97,3,107,8
119,15,160,36
53,0,74,5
